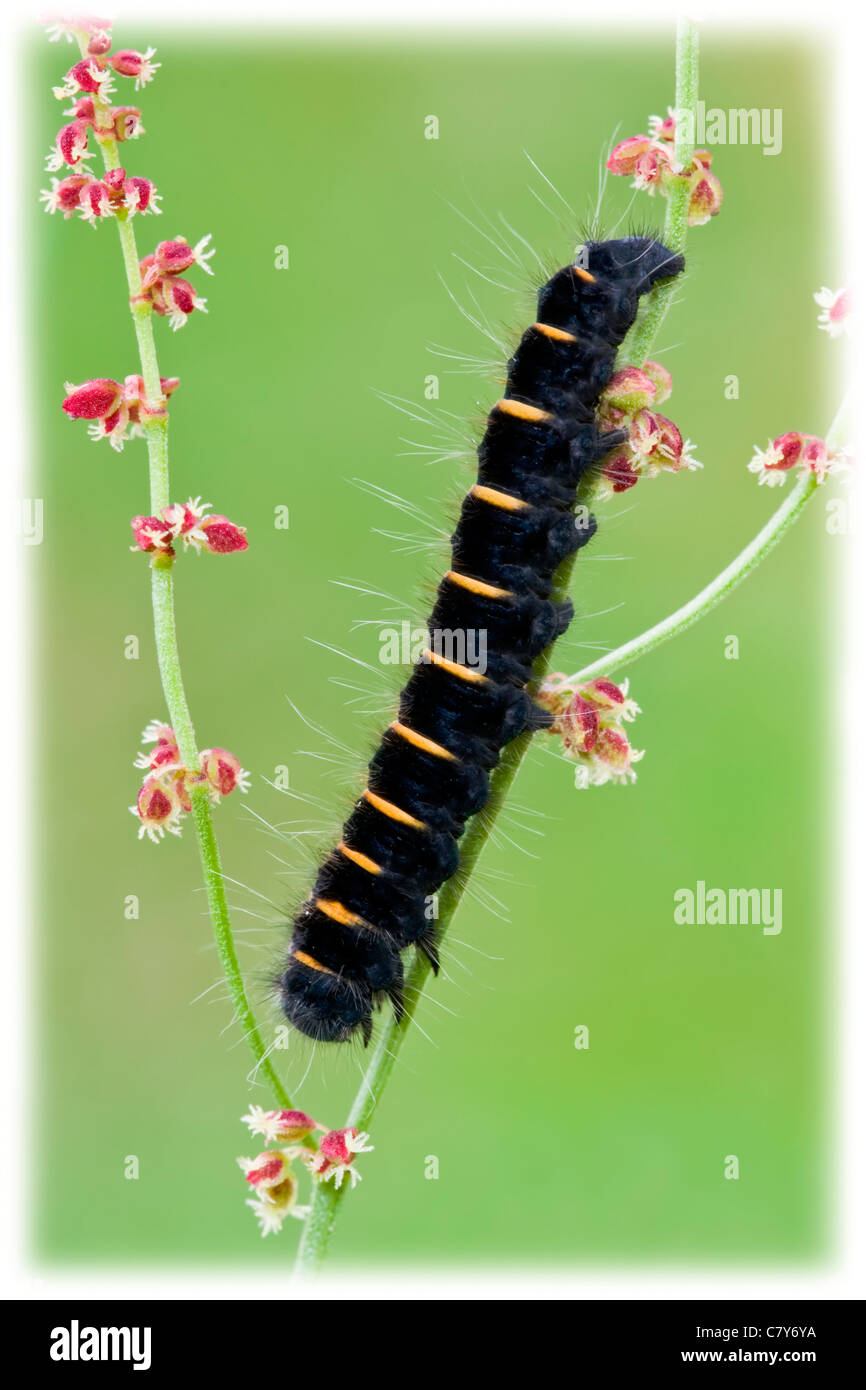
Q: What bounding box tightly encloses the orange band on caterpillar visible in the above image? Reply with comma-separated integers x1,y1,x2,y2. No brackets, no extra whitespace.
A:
362,787,426,829
470,482,531,511
445,569,513,600
390,719,456,761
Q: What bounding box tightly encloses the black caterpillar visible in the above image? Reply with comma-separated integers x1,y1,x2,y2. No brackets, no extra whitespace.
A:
280,236,684,1044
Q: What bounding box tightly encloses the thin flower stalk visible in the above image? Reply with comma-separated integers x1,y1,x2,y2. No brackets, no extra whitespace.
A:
61,27,293,1113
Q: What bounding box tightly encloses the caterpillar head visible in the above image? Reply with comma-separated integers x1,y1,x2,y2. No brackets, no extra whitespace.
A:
280,965,374,1045
576,236,685,292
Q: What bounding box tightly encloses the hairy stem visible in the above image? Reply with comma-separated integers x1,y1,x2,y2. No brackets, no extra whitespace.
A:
294,19,703,1279
84,56,292,1111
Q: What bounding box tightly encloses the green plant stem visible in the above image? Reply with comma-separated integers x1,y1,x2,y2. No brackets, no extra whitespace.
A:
83,57,292,1112
567,389,850,686
621,17,697,367
293,15,703,1279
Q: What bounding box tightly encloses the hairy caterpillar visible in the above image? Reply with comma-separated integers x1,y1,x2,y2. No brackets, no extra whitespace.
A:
280,235,684,1044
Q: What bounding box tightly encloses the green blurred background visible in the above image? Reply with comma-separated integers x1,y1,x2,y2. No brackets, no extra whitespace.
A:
30,25,837,1267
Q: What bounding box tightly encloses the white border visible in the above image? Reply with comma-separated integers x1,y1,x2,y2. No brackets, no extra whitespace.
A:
1,0,862,1302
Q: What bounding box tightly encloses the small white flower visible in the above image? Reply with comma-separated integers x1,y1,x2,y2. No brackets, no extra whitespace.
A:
814,286,851,338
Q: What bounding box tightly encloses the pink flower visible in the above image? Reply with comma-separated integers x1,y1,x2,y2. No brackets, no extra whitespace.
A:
130,514,174,554
43,15,113,45
537,674,643,788
242,1106,323,1144
633,146,671,192
196,515,248,554
62,377,123,419
608,111,724,227
600,450,640,494
559,694,599,755
78,177,113,222
150,276,207,330
688,169,723,226
133,775,184,842
46,119,92,170
109,47,160,88
53,57,112,101
600,366,657,415
814,287,851,339
606,134,656,177
149,234,215,279
236,1150,307,1236
642,359,672,405
67,95,94,122
123,373,179,425
580,677,640,718
123,176,160,216
199,748,250,800
308,1127,374,1190
748,431,847,487
649,108,677,141
40,173,92,217
112,106,144,141
134,720,182,770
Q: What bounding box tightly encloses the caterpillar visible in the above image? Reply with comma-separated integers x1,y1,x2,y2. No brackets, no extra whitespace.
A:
280,235,685,1044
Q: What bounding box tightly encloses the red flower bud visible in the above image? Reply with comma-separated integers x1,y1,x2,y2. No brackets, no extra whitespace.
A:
601,366,656,414
123,175,160,216
560,694,599,755
69,96,95,123
48,120,91,170
63,58,109,95
62,377,123,419
130,515,174,554
150,276,207,329
197,515,248,554
152,234,215,278
308,1127,374,1190
78,177,113,222
109,47,160,88
600,451,640,494
41,174,91,218
748,431,844,487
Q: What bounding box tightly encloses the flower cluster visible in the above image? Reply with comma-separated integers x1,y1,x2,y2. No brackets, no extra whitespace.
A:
607,109,723,226
131,497,248,557
42,164,158,221
132,721,250,842
62,373,179,450
42,19,160,220
748,431,849,489
239,1106,374,1236
536,675,643,788
595,360,701,497
138,236,214,330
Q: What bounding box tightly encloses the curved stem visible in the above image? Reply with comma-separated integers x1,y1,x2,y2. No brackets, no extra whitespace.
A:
83,51,292,1112
574,470,818,683
293,15,702,1279
568,389,850,686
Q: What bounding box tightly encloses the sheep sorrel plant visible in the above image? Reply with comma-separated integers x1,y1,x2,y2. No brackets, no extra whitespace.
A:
41,18,849,1277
